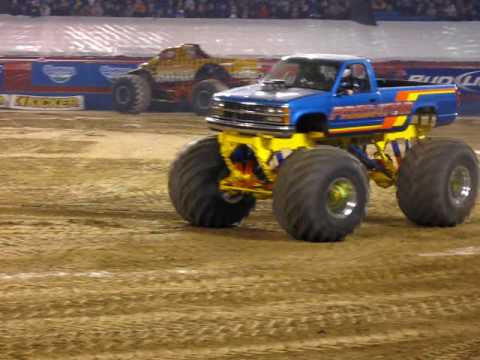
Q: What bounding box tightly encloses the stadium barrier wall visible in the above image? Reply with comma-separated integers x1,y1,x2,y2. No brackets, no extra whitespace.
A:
0,58,142,110
1,57,479,114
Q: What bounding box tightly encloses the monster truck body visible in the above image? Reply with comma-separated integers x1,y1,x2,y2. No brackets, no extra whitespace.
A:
112,43,261,115
208,54,457,136
169,54,477,242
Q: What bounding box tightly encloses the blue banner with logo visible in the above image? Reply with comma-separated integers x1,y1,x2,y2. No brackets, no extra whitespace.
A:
31,62,138,87
92,63,138,87
32,62,85,86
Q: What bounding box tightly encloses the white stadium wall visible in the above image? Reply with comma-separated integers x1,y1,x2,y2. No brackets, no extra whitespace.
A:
0,15,480,61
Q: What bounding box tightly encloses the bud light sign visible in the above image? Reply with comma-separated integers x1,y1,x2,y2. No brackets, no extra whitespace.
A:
407,68,480,94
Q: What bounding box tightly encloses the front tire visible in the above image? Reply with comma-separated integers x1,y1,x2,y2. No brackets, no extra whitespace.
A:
273,147,369,242
112,74,152,114
397,138,478,226
168,136,255,227
191,79,228,116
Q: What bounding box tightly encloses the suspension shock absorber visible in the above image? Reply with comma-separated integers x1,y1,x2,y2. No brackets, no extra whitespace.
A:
391,141,402,166
348,145,384,171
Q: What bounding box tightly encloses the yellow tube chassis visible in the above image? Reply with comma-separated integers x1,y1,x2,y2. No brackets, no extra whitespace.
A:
218,125,425,199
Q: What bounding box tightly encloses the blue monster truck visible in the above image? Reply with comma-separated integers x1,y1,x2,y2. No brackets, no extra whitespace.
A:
169,54,478,242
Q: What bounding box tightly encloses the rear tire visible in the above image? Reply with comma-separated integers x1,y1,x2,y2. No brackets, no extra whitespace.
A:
397,138,478,226
112,74,152,114
273,147,369,242
192,79,228,116
168,136,255,227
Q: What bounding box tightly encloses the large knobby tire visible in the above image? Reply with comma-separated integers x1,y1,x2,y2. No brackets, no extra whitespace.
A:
397,138,478,226
191,79,228,116
168,136,255,227
273,147,369,242
112,74,152,114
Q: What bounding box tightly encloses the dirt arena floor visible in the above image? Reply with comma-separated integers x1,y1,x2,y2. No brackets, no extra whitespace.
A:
0,110,479,360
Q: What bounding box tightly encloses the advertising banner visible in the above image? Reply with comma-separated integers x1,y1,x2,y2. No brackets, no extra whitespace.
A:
2,56,480,114
9,95,84,111
406,68,480,95
374,62,480,115
95,64,138,86
32,62,85,86
31,61,139,88
406,67,480,115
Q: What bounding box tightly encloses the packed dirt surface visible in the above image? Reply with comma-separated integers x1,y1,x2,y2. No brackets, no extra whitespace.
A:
0,110,479,360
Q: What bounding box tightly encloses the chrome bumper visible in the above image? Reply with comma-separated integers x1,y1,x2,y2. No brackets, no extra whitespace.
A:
206,116,294,137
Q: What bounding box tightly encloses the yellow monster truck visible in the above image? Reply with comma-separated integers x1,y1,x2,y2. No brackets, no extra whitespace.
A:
112,43,261,115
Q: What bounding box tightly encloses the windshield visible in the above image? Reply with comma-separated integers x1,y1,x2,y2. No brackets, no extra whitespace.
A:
264,59,339,91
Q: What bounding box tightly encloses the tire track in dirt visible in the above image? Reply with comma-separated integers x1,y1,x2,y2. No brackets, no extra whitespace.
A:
1,266,479,359
0,111,209,136
415,339,480,360
2,290,479,329
4,327,478,360
1,253,479,298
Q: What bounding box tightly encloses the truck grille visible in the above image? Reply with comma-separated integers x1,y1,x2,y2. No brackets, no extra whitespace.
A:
211,101,287,125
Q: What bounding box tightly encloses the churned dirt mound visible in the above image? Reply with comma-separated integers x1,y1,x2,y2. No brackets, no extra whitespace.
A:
0,110,479,360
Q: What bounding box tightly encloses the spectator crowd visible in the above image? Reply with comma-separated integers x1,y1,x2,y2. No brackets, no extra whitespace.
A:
372,0,480,20
8,0,480,20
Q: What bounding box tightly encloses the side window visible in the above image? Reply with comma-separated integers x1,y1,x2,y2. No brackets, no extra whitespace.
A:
159,49,176,60
184,46,197,59
340,63,371,94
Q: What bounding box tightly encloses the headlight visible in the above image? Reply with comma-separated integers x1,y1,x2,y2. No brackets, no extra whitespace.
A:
211,98,225,107
265,106,289,124
266,107,284,114
210,99,225,116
